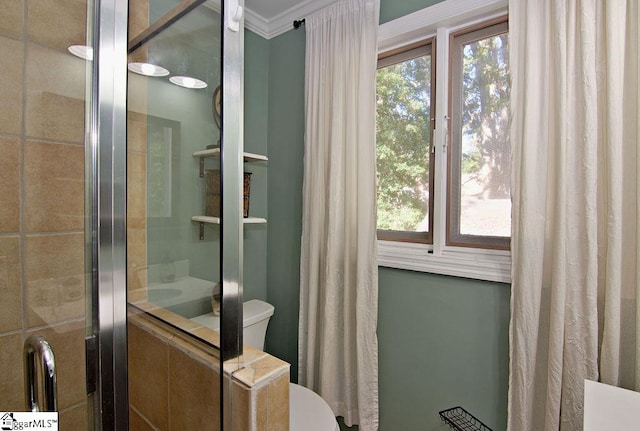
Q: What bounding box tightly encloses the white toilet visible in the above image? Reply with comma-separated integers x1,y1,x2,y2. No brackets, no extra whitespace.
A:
191,300,340,431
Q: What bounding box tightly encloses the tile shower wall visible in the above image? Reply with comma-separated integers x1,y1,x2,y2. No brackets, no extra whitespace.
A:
128,313,290,431
0,0,89,427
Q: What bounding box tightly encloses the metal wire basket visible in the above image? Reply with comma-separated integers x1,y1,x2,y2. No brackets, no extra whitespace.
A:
439,406,493,431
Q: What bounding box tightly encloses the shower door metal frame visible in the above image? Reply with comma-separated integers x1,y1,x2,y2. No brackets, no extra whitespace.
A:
220,0,245,362
89,0,129,429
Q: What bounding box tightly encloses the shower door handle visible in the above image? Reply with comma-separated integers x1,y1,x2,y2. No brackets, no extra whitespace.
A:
24,335,58,412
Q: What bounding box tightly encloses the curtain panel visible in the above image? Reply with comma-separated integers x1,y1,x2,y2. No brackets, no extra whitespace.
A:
298,0,380,429
509,1,639,430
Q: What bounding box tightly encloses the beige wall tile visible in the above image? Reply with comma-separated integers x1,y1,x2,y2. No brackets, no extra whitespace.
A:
25,140,84,232
25,44,85,143
27,276,85,327
0,0,24,38
129,311,221,367
241,345,270,366
127,150,147,229
230,381,251,431
127,0,150,66
27,0,87,52
129,323,169,431
128,47,149,65
170,334,220,368
28,320,86,409
190,326,221,348
151,308,201,332
128,227,147,302
0,137,20,233
232,355,289,388
130,407,155,431
267,374,289,431
128,111,148,154
59,402,88,430
165,329,220,366
229,370,291,431
169,344,220,431
256,386,269,431
25,233,83,281
25,234,84,327
0,333,24,411
0,237,22,333
128,310,175,343
128,279,147,304
128,0,149,44
0,37,24,135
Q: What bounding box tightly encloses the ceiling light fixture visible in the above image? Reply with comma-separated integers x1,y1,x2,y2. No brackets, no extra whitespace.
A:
68,45,93,61
128,62,170,77
169,76,207,89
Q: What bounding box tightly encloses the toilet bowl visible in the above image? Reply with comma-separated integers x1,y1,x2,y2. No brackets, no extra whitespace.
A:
191,300,339,431
289,383,339,431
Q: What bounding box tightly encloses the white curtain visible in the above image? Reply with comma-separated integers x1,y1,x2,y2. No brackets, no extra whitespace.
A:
298,0,380,429
509,1,639,430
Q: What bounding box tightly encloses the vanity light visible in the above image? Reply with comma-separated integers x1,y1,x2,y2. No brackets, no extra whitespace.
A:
68,45,93,61
128,62,170,77
169,76,207,89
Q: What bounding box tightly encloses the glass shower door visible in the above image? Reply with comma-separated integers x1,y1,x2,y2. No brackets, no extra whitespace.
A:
125,1,233,429
1,0,243,429
0,0,100,427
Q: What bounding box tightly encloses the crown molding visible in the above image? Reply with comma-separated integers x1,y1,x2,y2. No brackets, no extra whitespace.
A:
237,0,335,39
241,0,505,40
244,7,270,39
204,0,337,39
205,0,269,38
263,0,336,39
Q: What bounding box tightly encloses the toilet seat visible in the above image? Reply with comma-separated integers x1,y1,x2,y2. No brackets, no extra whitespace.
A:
289,383,339,431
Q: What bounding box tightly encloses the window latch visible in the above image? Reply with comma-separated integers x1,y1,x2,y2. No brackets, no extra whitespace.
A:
443,115,450,151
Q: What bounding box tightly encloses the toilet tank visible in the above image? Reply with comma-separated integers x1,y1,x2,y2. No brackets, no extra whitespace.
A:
242,300,274,350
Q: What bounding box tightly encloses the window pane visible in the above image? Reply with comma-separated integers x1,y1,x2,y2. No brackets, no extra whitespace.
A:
450,22,510,248
376,50,432,237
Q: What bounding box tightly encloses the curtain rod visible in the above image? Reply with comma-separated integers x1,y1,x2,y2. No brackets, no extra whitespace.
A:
293,19,305,29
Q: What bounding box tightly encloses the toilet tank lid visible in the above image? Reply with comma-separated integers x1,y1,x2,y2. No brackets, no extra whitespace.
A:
243,300,274,327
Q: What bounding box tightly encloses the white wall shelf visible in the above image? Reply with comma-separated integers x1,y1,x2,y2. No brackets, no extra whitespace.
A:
193,148,268,176
191,215,267,224
191,215,267,240
193,148,268,239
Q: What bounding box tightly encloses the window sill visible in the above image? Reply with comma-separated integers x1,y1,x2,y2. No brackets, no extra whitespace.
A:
377,240,511,283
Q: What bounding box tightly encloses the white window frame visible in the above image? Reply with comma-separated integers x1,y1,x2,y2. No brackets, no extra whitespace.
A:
376,0,511,283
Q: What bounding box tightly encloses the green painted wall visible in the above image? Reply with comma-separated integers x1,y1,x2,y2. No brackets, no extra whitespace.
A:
141,12,269,304
265,29,306,381
263,1,510,431
243,30,270,301
376,269,510,430
141,4,223,299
